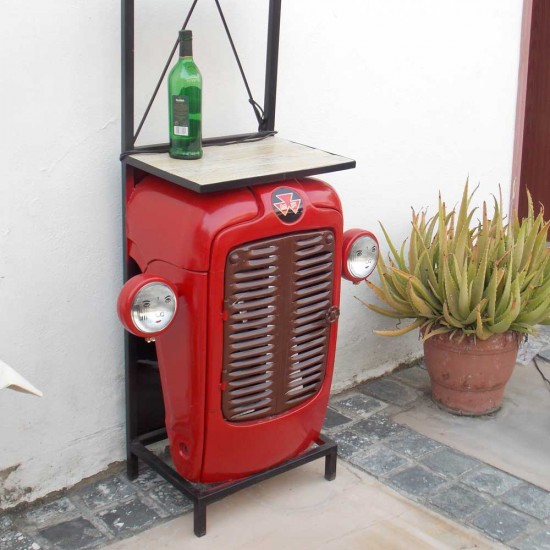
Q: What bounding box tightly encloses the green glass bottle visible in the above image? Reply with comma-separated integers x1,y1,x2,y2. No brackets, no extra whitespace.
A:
168,30,202,159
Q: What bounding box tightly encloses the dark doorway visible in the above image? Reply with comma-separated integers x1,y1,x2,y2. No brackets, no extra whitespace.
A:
512,0,550,218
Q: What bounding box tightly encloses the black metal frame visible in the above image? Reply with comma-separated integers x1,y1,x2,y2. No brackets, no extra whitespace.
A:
121,0,281,154
121,0,338,538
131,432,337,537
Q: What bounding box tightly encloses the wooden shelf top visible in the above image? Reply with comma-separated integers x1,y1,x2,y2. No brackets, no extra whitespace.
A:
125,136,355,193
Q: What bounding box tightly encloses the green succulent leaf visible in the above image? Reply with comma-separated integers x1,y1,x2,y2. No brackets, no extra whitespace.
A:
373,319,424,337
379,222,406,271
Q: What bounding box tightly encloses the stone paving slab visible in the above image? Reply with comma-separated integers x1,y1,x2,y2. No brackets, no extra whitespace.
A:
24,497,77,527
352,413,408,441
0,515,13,532
502,484,550,520
322,407,354,430
428,483,489,519
330,429,376,459
148,483,193,517
420,448,481,479
461,466,524,496
470,504,535,544
383,426,442,459
98,498,160,535
38,517,107,549
387,465,447,500
349,444,413,477
515,527,550,550
391,364,431,390
128,467,165,492
357,377,422,406
330,393,387,419
0,529,42,550
77,476,136,511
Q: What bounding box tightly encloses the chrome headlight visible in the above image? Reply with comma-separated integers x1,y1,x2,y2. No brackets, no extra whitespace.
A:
117,275,178,337
342,229,379,283
130,282,177,334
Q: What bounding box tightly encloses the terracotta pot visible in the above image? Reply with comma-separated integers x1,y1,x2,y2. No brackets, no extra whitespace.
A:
423,331,520,416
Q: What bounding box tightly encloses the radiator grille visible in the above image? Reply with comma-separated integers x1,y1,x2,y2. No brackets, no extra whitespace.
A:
222,231,335,422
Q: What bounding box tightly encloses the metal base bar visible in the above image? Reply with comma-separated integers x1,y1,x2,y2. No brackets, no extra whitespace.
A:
129,434,337,537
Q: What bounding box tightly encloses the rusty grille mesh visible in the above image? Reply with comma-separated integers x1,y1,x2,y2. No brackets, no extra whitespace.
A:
222,231,335,422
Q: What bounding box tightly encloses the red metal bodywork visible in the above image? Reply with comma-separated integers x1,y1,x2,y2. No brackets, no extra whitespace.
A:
125,174,343,482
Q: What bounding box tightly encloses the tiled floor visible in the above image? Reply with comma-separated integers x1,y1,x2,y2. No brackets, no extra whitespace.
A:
2,357,550,549
327,365,550,549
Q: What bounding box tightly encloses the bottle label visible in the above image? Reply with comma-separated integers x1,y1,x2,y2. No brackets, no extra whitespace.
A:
172,95,189,136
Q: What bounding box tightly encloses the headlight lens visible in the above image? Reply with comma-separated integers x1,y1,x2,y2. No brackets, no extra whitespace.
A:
347,235,379,279
130,282,177,334
342,229,379,282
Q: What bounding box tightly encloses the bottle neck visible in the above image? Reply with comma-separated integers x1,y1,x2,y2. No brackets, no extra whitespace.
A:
179,40,193,58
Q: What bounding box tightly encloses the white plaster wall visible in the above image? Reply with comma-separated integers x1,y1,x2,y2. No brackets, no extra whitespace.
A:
276,0,523,390
0,0,522,507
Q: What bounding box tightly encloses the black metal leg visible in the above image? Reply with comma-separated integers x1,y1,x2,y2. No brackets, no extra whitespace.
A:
193,500,207,537
127,451,139,480
324,447,337,481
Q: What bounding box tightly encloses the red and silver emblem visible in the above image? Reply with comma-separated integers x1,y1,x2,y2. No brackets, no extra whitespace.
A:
271,187,303,223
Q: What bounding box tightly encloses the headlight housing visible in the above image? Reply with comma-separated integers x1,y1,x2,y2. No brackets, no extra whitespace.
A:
117,274,178,338
342,229,379,283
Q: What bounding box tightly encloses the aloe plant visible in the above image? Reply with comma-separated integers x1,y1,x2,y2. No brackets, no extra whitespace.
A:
366,181,550,340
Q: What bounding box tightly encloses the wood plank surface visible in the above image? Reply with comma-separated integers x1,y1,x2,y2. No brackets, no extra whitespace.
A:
126,137,355,193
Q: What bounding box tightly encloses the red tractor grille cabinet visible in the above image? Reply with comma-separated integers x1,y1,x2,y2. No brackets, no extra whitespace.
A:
121,169,352,536
123,175,344,484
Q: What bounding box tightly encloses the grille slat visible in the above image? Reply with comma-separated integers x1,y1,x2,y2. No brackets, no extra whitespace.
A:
222,230,335,422
232,296,276,311
292,336,327,353
230,395,273,409
289,362,324,379
291,353,325,371
296,292,331,308
229,360,273,377
292,328,326,344
295,272,331,288
230,334,274,351
296,262,333,278
296,252,333,268
227,372,270,396
230,315,276,331
234,265,278,280
287,372,323,390
233,287,277,302
232,307,275,322
230,344,274,360
229,386,272,400
294,319,329,335
292,346,325,363
229,325,274,342
295,281,331,297
295,244,325,257
231,277,277,291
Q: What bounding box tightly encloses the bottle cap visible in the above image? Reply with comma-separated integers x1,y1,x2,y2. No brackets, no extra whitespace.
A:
179,29,192,41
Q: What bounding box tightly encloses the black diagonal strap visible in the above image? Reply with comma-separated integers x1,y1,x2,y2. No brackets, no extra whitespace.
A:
133,0,266,146
213,0,266,128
